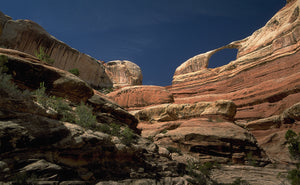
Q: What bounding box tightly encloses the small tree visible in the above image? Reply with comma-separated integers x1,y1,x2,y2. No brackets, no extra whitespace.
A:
68,68,80,76
35,47,54,64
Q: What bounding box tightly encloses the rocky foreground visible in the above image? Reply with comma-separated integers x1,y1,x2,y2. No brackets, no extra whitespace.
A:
1,0,300,185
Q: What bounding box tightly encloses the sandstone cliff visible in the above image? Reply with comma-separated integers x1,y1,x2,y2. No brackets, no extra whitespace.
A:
0,11,143,89
171,0,300,121
0,49,192,184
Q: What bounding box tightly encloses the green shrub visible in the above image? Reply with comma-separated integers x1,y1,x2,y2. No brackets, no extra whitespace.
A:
0,55,8,73
120,126,135,146
33,82,75,122
161,129,168,134
35,46,54,64
287,164,300,185
186,160,209,184
75,102,97,129
98,123,111,134
0,55,31,98
34,82,49,107
246,151,258,167
285,129,300,160
68,68,80,76
49,96,74,123
110,123,121,136
285,129,300,185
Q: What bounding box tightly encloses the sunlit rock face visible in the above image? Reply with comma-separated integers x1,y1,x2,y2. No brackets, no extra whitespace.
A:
105,60,143,88
171,0,300,120
107,85,174,110
0,11,113,88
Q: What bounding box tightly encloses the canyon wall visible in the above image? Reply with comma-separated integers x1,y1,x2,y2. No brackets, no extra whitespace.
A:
171,0,300,121
0,11,143,88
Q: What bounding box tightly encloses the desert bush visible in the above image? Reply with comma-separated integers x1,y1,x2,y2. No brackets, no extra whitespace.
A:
49,96,74,122
35,46,54,64
285,129,300,185
186,160,210,184
0,55,8,73
246,151,258,167
120,126,135,146
98,123,111,134
34,82,49,107
0,55,31,98
110,122,121,136
68,68,80,76
75,102,97,129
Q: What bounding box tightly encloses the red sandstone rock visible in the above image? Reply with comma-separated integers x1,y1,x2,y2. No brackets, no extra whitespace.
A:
107,85,174,109
170,0,300,121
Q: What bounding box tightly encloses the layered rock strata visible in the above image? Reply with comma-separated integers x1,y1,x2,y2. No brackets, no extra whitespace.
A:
134,100,269,165
0,50,188,184
171,0,300,121
107,85,174,110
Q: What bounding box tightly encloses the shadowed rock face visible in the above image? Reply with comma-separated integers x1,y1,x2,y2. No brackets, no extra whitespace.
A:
171,0,300,121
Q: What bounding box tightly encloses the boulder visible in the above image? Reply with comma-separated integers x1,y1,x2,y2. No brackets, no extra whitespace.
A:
281,102,300,123
245,115,281,131
0,11,112,88
107,85,174,109
139,118,269,165
0,48,94,103
105,60,143,88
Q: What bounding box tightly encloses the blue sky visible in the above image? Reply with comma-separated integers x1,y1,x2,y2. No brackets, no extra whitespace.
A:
1,0,285,86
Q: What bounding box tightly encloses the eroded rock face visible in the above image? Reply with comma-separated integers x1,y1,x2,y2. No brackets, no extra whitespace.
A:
134,100,268,165
132,100,236,122
171,0,300,121
105,60,143,88
107,85,174,110
0,11,112,88
0,48,94,103
0,72,186,184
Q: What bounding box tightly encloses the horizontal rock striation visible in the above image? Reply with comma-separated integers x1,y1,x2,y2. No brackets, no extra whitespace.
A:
171,0,300,120
107,85,174,110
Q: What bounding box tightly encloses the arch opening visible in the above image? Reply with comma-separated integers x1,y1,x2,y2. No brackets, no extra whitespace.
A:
208,48,238,68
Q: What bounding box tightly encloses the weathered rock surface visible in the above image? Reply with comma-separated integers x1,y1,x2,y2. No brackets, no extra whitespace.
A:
0,12,113,88
0,75,187,184
211,165,290,185
132,100,236,122
107,85,174,110
170,0,300,121
0,48,94,103
138,118,269,165
133,100,268,165
105,60,143,88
